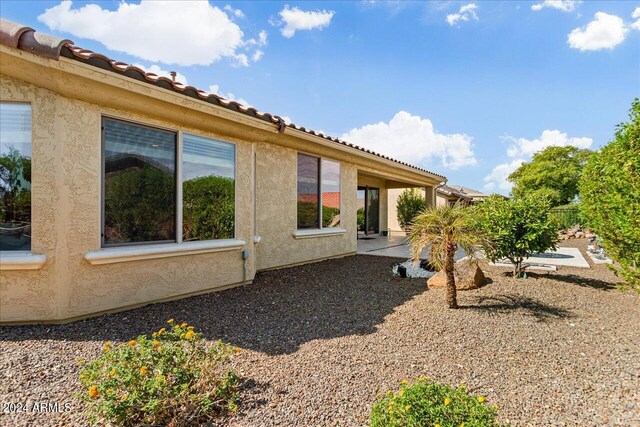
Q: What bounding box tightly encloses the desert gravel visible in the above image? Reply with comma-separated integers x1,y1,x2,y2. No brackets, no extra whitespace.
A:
1,239,639,426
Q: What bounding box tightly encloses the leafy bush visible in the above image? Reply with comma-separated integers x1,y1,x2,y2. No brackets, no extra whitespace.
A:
78,320,240,426
473,194,558,277
580,99,640,292
183,175,235,241
371,378,500,427
357,207,365,231
397,188,426,231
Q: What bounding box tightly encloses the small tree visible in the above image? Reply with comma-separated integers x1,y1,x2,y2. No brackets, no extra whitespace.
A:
580,99,640,292
508,145,592,207
473,195,558,277
408,203,481,309
396,188,426,231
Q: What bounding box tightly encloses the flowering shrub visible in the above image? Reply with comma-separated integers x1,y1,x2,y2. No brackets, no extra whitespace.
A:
78,320,240,426
370,378,501,427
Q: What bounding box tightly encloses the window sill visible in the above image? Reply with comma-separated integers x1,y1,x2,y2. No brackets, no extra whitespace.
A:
293,228,346,239
0,251,47,271
84,239,246,265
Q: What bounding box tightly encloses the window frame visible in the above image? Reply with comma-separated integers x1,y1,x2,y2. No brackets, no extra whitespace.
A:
0,101,33,253
100,115,237,248
295,152,342,231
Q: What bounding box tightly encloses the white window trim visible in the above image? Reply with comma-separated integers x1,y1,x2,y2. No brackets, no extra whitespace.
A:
84,239,245,265
0,251,46,271
293,228,346,239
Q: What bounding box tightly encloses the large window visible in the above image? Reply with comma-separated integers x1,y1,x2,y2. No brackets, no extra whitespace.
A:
297,154,341,229
102,118,236,247
182,134,235,241
0,103,32,251
103,118,177,245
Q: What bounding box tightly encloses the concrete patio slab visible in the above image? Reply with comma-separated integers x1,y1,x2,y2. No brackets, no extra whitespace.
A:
490,247,590,269
357,234,466,260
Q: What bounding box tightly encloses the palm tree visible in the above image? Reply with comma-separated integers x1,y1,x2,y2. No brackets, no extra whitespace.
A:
408,202,481,309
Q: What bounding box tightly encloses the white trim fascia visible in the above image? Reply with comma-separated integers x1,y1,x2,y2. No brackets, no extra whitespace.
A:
84,239,245,265
293,228,346,239
0,251,47,271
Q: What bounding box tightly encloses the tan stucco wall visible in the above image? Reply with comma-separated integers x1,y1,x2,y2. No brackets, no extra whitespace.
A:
0,46,445,323
255,143,357,271
0,75,256,323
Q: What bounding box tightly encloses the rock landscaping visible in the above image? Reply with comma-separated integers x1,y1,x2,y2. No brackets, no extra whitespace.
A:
1,240,638,426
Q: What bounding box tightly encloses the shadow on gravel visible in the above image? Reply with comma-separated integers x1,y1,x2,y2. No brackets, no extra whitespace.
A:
463,294,574,322
0,255,425,355
530,272,620,291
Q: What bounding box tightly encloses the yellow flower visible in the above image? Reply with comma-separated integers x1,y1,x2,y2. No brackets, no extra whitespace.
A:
460,424,465,427
109,369,116,377
102,347,110,353
187,326,194,331
88,385,99,399
236,347,241,354
77,358,85,365
167,319,174,324
128,340,136,346
405,405,411,411
184,330,195,340
420,376,429,381
435,425,441,427
105,341,113,346
179,333,185,339
458,385,466,391
155,375,165,382
158,327,166,335
398,390,404,397
174,325,179,330
180,322,187,328
152,340,161,347
477,396,485,403
140,366,148,376
401,380,408,385
444,397,451,406
121,393,128,401
152,332,157,338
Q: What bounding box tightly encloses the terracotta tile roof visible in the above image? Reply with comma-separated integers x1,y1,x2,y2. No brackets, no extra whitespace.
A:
436,185,472,200
0,19,446,181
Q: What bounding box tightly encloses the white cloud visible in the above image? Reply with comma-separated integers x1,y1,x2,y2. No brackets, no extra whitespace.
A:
531,1,581,13
568,12,629,51
207,84,251,107
133,64,188,85
446,3,478,27
341,111,476,170
505,129,592,158
631,7,640,31
484,129,593,193
483,159,524,192
252,50,264,62
38,0,263,66
277,5,335,38
223,4,244,19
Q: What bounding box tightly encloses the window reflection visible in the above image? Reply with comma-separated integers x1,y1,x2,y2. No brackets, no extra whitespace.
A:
182,134,235,241
321,159,340,228
297,154,319,229
103,118,176,245
0,103,32,251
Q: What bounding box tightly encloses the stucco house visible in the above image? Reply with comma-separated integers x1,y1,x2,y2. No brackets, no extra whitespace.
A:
435,185,473,207
0,20,446,323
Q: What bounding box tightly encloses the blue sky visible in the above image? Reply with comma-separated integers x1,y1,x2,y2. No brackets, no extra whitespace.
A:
2,1,639,193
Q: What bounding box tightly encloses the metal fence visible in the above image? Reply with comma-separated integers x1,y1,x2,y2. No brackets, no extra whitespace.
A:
549,208,581,230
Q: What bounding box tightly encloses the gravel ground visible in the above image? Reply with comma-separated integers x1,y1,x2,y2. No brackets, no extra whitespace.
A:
1,239,639,426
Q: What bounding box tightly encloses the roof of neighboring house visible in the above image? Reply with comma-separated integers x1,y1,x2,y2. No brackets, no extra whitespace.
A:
436,185,472,201
0,19,447,181
445,185,492,200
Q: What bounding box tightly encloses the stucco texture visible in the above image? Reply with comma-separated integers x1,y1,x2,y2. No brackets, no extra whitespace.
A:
0,75,255,323
255,143,357,271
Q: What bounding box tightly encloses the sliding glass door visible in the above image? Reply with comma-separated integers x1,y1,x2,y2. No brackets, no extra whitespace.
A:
357,186,379,235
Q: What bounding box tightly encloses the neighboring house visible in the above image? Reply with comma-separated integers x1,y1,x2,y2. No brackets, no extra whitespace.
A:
435,185,473,207
0,20,446,323
443,185,491,203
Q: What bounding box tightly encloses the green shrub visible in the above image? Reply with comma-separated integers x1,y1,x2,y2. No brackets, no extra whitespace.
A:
357,207,365,231
579,99,640,292
183,175,235,241
371,378,501,427
473,194,558,277
78,320,240,426
397,188,426,231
